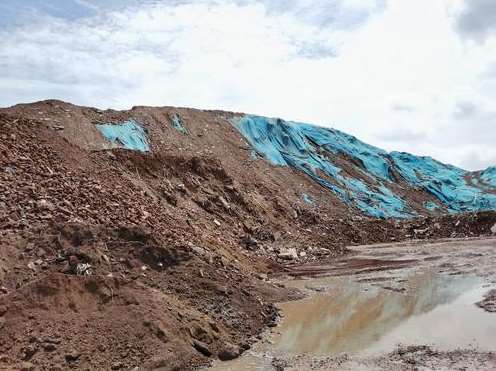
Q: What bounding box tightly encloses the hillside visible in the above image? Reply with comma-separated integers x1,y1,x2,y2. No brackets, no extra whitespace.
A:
1,100,496,370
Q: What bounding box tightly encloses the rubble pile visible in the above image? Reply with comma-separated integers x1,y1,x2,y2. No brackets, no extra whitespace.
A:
1,100,496,370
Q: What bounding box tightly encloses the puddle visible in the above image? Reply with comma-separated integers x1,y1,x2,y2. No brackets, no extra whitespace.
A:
210,273,496,371
276,274,496,356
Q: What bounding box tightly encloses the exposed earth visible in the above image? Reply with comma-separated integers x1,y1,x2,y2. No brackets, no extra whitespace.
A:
1,100,496,370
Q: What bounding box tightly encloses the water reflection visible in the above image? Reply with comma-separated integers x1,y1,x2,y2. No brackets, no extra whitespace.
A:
276,274,496,355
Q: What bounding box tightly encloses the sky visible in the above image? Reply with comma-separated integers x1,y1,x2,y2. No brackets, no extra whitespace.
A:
1,0,495,170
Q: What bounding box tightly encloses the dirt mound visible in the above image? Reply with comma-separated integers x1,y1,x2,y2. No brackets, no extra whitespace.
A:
1,100,496,369
0,274,199,370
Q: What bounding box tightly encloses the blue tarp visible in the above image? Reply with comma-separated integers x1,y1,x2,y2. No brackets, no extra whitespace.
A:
233,115,413,218
390,152,496,212
96,120,150,152
232,115,496,218
425,201,440,211
480,167,496,187
170,113,188,134
301,193,315,205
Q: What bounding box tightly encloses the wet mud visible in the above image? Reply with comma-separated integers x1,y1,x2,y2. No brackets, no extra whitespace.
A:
209,237,496,371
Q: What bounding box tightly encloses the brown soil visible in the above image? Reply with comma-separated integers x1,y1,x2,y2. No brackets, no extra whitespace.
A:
1,100,496,370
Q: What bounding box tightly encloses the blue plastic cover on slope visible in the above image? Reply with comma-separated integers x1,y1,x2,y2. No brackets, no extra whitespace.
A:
425,201,440,211
170,113,188,134
480,167,496,187
301,193,315,205
96,120,149,152
390,152,496,212
232,115,496,217
233,115,412,218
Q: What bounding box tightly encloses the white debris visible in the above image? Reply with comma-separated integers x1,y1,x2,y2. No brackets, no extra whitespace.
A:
278,248,298,260
76,263,92,276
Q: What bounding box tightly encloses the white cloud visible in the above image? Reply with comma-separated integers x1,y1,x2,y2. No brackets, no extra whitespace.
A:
455,0,496,42
1,0,496,170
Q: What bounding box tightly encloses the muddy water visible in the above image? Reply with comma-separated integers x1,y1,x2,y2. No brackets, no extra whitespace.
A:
209,238,496,370
211,275,496,370
276,274,496,356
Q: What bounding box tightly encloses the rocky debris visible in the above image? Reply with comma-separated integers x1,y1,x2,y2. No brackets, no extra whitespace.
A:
1,102,496,370
192,339,212,357
271,346,496,370
476,289,496,312
491,223,496,235
277,248,298,261
241,235,258,250
64,351,81,363
217,343,241,361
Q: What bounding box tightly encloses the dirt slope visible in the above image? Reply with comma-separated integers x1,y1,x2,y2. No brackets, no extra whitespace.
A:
1,100,496,370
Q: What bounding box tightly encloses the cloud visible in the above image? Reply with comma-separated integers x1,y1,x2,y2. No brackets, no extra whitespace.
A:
1,0,496,171
0,0,375,109
241,0,386,29
453,101,477,119
391,104,416,113
376,128,427,144
455,0,496,42
459,150,496,171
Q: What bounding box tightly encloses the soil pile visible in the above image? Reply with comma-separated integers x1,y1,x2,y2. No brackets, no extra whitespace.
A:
1,100,496,370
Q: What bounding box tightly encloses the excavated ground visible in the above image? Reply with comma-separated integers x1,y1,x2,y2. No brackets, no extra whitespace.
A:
1,101,496,370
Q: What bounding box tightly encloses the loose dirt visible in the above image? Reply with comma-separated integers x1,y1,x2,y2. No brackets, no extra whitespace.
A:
1,100,496,370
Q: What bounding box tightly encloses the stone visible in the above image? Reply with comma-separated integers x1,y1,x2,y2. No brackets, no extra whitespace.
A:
36,199,55,211
20,362,34,371
111,362,124,370
22,345,38,360
218,343,240,361
241,235,258,250
192,339,212,357
42,343,57,352
68,255,79,267
218,196,230,209
65,351,81,362
491,223,496,235
278,248,298,260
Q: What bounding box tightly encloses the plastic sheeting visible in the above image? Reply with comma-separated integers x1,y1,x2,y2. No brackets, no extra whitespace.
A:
390,152,496,212
96,120,149,152
233,115,413,218
425,201,440,211
480,167,496,187
232,115,496,217
301,193,315,205
170,113,188,134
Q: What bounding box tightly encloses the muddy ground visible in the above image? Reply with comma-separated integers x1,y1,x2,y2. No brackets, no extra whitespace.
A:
1,101,496,370
210,237,496,370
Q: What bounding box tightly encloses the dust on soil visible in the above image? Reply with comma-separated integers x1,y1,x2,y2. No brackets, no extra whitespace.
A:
1,100,496,370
